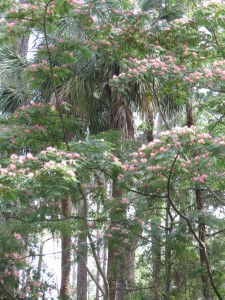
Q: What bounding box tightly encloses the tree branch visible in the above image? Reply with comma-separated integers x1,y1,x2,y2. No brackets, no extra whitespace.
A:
167,153,222,300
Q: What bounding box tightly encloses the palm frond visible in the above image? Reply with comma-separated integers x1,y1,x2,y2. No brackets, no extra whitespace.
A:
0,46,27,81
0,87,26,113
0,47,29,112
89,96,110,134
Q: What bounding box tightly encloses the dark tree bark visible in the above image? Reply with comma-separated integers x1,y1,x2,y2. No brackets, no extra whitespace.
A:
96,246,101,300
196,190,212,299
164,203,172,300
110,94,135,140
151,222,162,300
60,193,72,300
77,199,88,300
116,238,136,300
186,101,212,299
96,202,101,300
107,179,121,300
186,101,195,128
107,245,119,300
77,235,87,300
145,109,154,143
116,256,126,300
145,111,162,300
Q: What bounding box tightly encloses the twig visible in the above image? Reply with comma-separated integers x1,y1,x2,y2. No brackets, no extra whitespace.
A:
205,185,225,205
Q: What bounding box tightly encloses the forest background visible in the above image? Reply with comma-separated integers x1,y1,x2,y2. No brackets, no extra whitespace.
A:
1,0,225,299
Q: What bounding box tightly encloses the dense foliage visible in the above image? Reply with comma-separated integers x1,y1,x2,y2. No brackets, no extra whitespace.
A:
1,0,225,299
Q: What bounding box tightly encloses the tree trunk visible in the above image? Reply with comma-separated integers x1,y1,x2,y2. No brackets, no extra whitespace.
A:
116,238,136,300
196,189,211,299
103,239,107,281
96,202,101,300
96,246,101,300
186,102,211,299
71,255,77,297
110,94,134,140
107,63,135,300
60,193,72,300
107,178,121,300
151,222,161,300
77,196,88,300
116,256,126,300
16,34,29,58
145,109,154,143
186,101,195,128
77,233,88,300
146,119,162,300
164,202,172,300
107,245,119,300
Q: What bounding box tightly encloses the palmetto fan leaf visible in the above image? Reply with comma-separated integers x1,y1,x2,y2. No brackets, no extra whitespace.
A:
59,76,95,118
89,96,110,134
56,49,114,128
0,46,26,80
0,87,26,113
0,47,29,112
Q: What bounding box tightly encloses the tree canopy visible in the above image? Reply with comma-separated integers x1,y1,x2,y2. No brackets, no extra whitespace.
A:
1,0,225,299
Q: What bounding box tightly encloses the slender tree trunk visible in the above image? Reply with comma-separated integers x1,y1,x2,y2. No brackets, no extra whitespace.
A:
96,246,101,300
103,239,107,279
107,63,135,300
71,255,77,297
186,101,211,299
60,193,72,300
151,222,161,300
34,237,44,300
107,178,121,300
196,190,211,299
146,112,162,300
164,202,172,300
77,234,88,300
145,110,154,143
77,199,88,300
96,203,101,300
108,192,137,300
